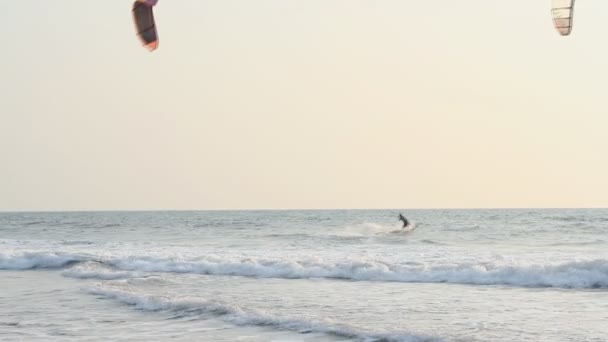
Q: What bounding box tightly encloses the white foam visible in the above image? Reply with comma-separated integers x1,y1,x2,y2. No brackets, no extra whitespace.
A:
89,285,440,342
336,222,404,237
109,256,608,288
61,261,135,280
0,252,87,270
3,251,608,289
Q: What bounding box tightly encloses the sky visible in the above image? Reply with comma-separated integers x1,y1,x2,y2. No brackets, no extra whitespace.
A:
1,0,607,211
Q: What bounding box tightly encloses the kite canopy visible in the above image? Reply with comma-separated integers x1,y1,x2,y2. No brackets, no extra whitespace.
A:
551,0,575,36
132,0,159,51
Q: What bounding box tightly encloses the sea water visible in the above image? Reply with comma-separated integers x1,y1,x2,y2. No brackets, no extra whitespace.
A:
1,209,608,341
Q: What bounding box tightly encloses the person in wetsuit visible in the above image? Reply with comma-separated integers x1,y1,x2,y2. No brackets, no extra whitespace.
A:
398,213,409,228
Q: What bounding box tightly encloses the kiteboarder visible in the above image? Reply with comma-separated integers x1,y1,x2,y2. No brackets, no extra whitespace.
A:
398,214,409,228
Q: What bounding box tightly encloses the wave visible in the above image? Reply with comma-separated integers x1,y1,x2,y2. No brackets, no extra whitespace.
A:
546,240,606,247
0,252,85,270
24,221,46,226
543,215,608,223
12,220,122,229
61,261,136,280
3,252,608,289
61,240,95,246
89,285,440,342
107,257,608,289
418,239,446,246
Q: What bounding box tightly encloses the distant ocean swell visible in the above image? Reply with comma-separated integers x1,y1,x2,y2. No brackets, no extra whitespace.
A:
3,252,608,289
89,284,441,342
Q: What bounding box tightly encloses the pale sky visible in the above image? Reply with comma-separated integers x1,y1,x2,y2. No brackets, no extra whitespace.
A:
1,0,607,211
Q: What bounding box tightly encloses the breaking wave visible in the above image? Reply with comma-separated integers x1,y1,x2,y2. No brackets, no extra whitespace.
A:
90,285,440,342
61,261,136,280
0,252,84,270
3,251,608,289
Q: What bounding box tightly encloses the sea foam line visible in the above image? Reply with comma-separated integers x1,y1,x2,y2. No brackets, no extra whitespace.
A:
0,252,85,270
89,285,440,342
109,257,608,289
3,252,608,289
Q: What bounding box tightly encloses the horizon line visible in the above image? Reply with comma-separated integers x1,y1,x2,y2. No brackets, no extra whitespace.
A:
1,207,607,214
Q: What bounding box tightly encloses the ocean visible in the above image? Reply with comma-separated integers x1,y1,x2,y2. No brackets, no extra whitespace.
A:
1,209,607,341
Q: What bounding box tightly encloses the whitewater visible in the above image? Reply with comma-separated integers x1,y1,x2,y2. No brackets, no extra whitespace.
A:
2,209,608,341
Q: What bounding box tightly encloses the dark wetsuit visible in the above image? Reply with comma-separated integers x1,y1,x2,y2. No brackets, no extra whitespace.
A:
398,214,409,228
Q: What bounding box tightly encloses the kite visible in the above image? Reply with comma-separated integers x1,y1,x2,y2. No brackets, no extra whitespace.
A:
133,0,159,51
